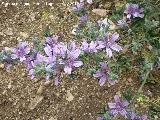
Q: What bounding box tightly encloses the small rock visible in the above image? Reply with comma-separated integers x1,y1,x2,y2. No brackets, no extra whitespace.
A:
0,64,5,69
2,41,6,45
44,80,51,87
34,78,39,83
29,95,43,110
37,85,45,95
30,13,35,21
66,90,74,102
5,28,13,35
92,9,107,17
35,119,40,120
49,117,58,120
128,78,133,82
8,83,12,89
21,72,26,77
19,32,28,39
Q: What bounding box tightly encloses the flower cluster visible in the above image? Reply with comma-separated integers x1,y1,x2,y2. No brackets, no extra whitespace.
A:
0,29,122,87
117,3,144,28
97,95,147,120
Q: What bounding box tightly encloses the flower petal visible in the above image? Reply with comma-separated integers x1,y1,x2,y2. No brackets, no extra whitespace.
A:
111,44,122,52
93,71,102,78
110,33,119,42
44,45,52,56
108,103,116,109
106,48,112,57
114,95,121,102
64,66,72,74
73,61,83,67
99,76,106,86
55,76,60,86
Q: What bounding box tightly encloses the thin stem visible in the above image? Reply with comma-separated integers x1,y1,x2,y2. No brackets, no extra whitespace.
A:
137,70,150,93
130,70,151,104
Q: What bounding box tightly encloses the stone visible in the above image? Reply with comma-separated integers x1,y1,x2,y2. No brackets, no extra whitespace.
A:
66,90,74,102
37,85,45,95
5,28,13,35
29,95,43,110
92,9,107,17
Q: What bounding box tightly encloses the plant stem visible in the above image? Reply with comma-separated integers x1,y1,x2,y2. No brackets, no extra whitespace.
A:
138,70,150,93
130,70,150,104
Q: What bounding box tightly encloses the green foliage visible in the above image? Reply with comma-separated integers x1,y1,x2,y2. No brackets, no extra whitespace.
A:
32,37,44,52
148,97,160,119
43,26,52,37
122,88,132,102
34,63,45,75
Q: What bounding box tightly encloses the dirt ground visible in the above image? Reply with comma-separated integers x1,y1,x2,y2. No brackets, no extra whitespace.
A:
0,0,159,120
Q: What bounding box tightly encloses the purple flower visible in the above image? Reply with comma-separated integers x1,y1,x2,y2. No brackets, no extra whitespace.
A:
81,40,98,53
52,42,67,58
45,63,61,86
108,95,129,118
96,116,105,120
24,52,45,79
11,42,30,62
28,68,35,79
80,14,88,23
131,112,147,120
97,32,122,57
45,35,59,47
72,2,84,12
44,45,56,64
24,51,38,70
117,18,128,28
94,62,116,86
60,42,83,74
124,3,144,19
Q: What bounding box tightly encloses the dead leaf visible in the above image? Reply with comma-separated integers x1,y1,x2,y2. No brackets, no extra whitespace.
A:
29,95,43,110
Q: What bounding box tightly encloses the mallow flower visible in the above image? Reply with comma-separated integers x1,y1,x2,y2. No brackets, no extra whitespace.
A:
97,32,122,57
108,95,129,118
131,112,147,120
93,62,116,86
117,18,128,28
124,3,144,19
72,1,84,12
24,51,38,71
45,35,59,47
11,42,30,62
80,14,88,23
44,44,56,64
60,42,83,74
96,116,105,120
81,40,98,53
52,42,67,58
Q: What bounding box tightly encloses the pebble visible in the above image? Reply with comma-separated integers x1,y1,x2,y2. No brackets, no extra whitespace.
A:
0,64,5,69
49,117,58,120
66,90,74,102
2,41,6,45
5,28,13,35
29,95,44,110
37,85,45,95
128,78,133,82
92,9,107,17
44,80,51,87
8,82,12,89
